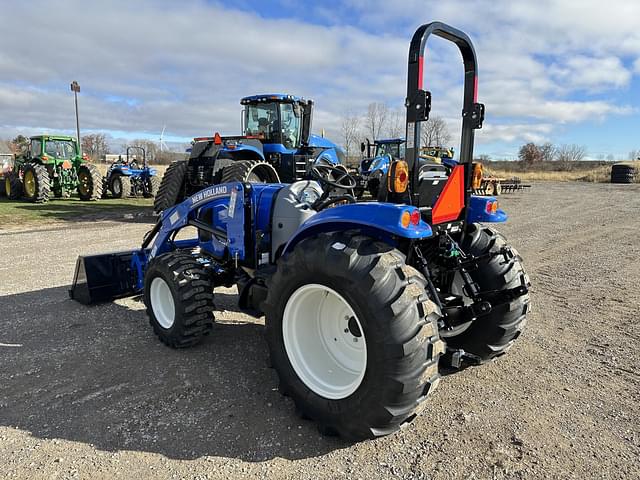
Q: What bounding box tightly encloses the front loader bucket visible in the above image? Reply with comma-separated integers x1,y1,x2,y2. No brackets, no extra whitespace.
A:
69,251,141,305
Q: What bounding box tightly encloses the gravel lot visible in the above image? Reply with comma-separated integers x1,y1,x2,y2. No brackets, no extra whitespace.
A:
1,182,639,479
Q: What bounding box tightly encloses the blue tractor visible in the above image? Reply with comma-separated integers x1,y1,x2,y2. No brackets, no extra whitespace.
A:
70,22,530,441
103,147,159,198
355,137,405,197
153,94,347,213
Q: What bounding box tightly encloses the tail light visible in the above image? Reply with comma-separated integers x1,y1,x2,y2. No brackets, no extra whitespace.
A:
388,160,409,193
401,208,421,228
485,200,498,214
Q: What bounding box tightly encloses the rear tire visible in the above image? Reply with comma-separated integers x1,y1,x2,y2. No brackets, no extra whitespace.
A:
109,174,131,198
22,163,51,203
77,164,103,201
144,251,215,348
144,175,161,198
441,224,530,366
5,173,23,200
220,160,280,184
154,160,187,213
264,231,444,441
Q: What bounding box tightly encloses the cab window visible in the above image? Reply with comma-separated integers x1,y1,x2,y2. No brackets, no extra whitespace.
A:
30,139,42,157
279,103,301,149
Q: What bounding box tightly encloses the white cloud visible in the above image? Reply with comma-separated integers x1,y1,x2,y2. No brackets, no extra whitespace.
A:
0,0,637,158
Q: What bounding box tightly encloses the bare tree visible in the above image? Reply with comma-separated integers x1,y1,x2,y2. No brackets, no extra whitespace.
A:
539,142,556,162
629,149,639,161
81,133,110,161
555,144,587,170
340,111,361,162
386,108,404,139
364,102,388,140
606,153,615,161
420,116,451,148
123,139,158,162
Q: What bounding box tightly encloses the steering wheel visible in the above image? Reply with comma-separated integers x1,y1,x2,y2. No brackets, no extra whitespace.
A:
310,164,357,190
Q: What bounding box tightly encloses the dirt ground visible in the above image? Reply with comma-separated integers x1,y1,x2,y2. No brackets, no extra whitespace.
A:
1,182,638,479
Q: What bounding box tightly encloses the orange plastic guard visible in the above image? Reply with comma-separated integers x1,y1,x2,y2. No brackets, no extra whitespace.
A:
431,165,465,224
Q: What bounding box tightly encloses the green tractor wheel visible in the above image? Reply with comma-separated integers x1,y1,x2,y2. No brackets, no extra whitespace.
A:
23,163,51,203
5,173,23,200
77,164,103,201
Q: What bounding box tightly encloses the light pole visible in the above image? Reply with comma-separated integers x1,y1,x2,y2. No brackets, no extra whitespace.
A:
70,81,81,147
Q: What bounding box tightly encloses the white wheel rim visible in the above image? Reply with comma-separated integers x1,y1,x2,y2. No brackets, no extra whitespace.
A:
283,284,367,400
150,277,176,329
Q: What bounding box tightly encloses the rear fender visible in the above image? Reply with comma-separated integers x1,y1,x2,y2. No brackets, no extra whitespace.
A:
467,195,507,223
282,202,432,255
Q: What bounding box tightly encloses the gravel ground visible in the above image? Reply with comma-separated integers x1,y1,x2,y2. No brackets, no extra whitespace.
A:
1,182,639,479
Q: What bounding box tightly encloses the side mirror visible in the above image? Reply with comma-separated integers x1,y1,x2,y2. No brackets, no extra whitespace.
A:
360,142,366,153
300,100,314,146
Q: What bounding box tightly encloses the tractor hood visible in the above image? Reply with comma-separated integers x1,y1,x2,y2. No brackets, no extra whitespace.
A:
307,134,338,149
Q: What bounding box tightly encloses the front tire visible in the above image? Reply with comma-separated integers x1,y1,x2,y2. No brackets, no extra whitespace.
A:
264,231,444,441
144,251,215,348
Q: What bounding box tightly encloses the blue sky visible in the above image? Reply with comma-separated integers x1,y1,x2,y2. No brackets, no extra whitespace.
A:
1,0,639,159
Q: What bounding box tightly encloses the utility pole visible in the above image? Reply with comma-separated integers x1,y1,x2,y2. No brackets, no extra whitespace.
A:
70,81,81,146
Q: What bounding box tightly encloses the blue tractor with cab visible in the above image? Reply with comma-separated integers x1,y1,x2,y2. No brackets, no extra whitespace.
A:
103,146,159,198
70,22,530,441
153,94,347,213
355,137,405,197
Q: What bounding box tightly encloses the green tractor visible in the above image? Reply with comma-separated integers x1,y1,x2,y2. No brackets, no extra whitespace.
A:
5,135,103,202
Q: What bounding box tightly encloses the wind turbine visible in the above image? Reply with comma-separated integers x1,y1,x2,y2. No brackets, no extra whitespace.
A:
159,125,168,152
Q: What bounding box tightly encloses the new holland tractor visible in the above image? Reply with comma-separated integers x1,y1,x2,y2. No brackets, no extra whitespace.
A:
102,147,159,198
4,135,102,202
70,22,530,441
153,94,347,213
355,138,405,198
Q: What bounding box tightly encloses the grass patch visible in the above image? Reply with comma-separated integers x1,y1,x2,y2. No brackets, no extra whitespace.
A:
0,196,154,227
489,165,613,183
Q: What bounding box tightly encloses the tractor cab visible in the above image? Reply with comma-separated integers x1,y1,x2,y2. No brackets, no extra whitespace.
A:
362,138,406,160
241,94,313,150
355,138,406,198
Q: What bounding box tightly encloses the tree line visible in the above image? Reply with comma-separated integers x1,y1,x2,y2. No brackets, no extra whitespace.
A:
340,102,452,161
4,134,182,164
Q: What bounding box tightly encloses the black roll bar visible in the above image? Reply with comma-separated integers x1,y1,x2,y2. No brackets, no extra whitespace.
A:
405,22,485,199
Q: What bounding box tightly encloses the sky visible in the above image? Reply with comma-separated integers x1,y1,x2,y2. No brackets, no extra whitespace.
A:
1,0,639,160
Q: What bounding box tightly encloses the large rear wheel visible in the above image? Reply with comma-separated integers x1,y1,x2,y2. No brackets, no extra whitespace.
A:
77,164,103,201
5,173,23,200
109,174,131,198
264,231,444,441
22,163,51,203
144,175,161,198
440,224,530,367
154,160,187,213
220,160,280,184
